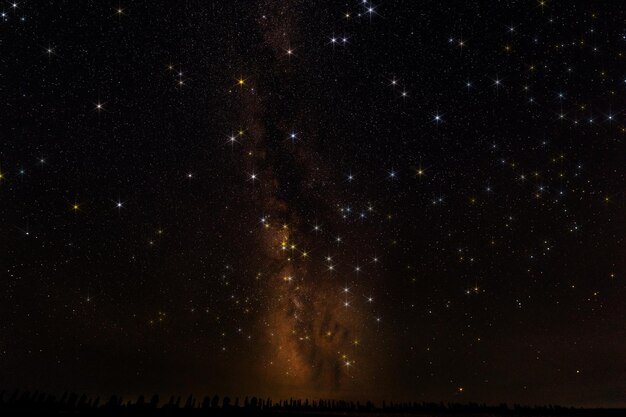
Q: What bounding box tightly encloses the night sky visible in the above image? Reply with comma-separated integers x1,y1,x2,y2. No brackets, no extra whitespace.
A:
2,0,625,408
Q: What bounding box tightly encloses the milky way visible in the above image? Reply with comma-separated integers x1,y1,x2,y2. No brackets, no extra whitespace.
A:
233,1,380,395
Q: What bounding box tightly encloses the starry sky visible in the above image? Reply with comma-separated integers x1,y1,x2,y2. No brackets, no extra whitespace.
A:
1,0,625,408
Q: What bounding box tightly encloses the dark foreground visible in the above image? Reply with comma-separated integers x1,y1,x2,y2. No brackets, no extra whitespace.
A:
2,390,625,416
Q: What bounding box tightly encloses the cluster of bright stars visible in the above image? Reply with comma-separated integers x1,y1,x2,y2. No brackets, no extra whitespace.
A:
1,2,25,22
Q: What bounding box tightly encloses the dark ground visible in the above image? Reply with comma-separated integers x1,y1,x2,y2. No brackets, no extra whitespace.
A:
2,390,626,416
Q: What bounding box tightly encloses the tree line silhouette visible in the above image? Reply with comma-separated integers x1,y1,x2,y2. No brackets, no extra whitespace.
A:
1,389,624,415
